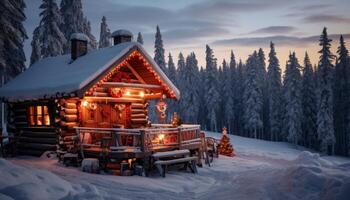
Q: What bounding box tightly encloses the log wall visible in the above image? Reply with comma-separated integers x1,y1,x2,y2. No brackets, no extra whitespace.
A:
55,98,80,155
9,101,58,156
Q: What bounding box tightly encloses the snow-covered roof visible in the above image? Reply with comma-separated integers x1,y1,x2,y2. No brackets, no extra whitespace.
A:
111,29,133,38
70,33,89,42
0,42,180,101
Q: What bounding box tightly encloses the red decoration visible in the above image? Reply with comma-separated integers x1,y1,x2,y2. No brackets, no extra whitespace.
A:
109,88,124,98
156,99,167,122
217,127,236,157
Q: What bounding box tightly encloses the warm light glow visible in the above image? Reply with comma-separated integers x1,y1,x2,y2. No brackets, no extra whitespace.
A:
125,90,131,96
82,100,89,107
128,159,133,168
158,134,165,140
139,91,144,97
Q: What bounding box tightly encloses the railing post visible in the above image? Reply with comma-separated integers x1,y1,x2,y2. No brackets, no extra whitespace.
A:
178,127,182,149
77,128,85,159
140,130,145,152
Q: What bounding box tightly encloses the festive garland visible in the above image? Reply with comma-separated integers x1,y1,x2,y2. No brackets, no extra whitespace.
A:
156,100,167,121
108,88,124,98
89,103,97,110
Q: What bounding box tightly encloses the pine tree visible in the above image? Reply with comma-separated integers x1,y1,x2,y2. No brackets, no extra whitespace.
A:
222,58,235,132
137,32,144,45
267,42,282,141
150,26,167,122
317,27,336,155
217,64,224,130
235,60,245,135
301,52,317,148
180,53,200,123
176,52,186,117
287,54,302,142
167,53,177,84
283,52,303,145
0,0,27,81
60,0,96,52
334,35,349,155
30,28,41,67
83,19,97,49
257,48,268,139
30,0,66,65
154,25,167,74
243,51,263,138
205,45,220,131
229,51,237,133
198,66,207,128
99,16,110,48
166,53,177,118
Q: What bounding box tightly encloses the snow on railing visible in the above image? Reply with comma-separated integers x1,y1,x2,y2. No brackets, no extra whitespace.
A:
74,124,201,153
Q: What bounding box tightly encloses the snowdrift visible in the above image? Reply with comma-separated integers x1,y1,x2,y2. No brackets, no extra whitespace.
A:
279,152,350,200
0,159,74,200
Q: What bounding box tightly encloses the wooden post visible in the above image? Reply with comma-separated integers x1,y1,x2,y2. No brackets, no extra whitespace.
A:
140,130,145,152
77,128,85,159
177,127,182,149
120,162,129,176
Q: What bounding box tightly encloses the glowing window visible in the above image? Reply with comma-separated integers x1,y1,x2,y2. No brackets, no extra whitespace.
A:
28,105,50,126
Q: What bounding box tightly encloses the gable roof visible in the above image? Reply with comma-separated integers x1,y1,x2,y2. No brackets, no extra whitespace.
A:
0,42,180,101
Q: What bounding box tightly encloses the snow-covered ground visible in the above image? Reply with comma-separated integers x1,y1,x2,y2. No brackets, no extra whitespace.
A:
1,132,350,200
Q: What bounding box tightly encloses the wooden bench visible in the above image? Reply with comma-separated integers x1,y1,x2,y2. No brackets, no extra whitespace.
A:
154,157,198,177
152,149,198,177
152,149,190,159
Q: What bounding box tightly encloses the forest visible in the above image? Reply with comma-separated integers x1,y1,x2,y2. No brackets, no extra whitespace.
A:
1,0,349,157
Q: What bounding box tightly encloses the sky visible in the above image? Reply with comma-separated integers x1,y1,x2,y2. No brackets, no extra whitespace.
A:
23,0,350,70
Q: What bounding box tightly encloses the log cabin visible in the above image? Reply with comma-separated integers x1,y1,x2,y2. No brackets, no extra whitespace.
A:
0,30,202,167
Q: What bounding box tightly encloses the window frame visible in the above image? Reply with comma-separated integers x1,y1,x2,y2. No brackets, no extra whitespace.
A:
27,104,51,127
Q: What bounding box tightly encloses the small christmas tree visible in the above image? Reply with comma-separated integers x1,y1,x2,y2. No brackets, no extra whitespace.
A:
217,127,236,157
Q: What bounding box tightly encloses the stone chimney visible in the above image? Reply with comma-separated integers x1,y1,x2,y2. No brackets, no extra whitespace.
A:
70,33,89,60
111,29,133,45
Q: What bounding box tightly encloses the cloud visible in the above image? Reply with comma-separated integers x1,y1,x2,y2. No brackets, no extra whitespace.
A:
165,27,230,41
283,4,333,19
212,34,350,47
303,14,350,24
293,4,331,11
82,0,238,45
248,26,297,35
181,1,272,18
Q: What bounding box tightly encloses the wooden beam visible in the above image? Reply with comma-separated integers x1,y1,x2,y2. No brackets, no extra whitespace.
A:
144,93,163,99
102,82,162,89
84,96,144,103
125,62,146,84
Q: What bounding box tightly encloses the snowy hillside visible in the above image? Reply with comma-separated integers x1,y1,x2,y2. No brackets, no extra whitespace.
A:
1,132,350,200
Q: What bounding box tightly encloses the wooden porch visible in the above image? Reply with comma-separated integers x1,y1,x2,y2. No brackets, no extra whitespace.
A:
75,124,202,159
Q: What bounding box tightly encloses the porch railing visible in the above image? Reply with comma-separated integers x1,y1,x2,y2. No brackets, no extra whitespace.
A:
74,124,201,154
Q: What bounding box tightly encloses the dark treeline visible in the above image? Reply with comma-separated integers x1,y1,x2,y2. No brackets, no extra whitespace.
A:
153,26,350,156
